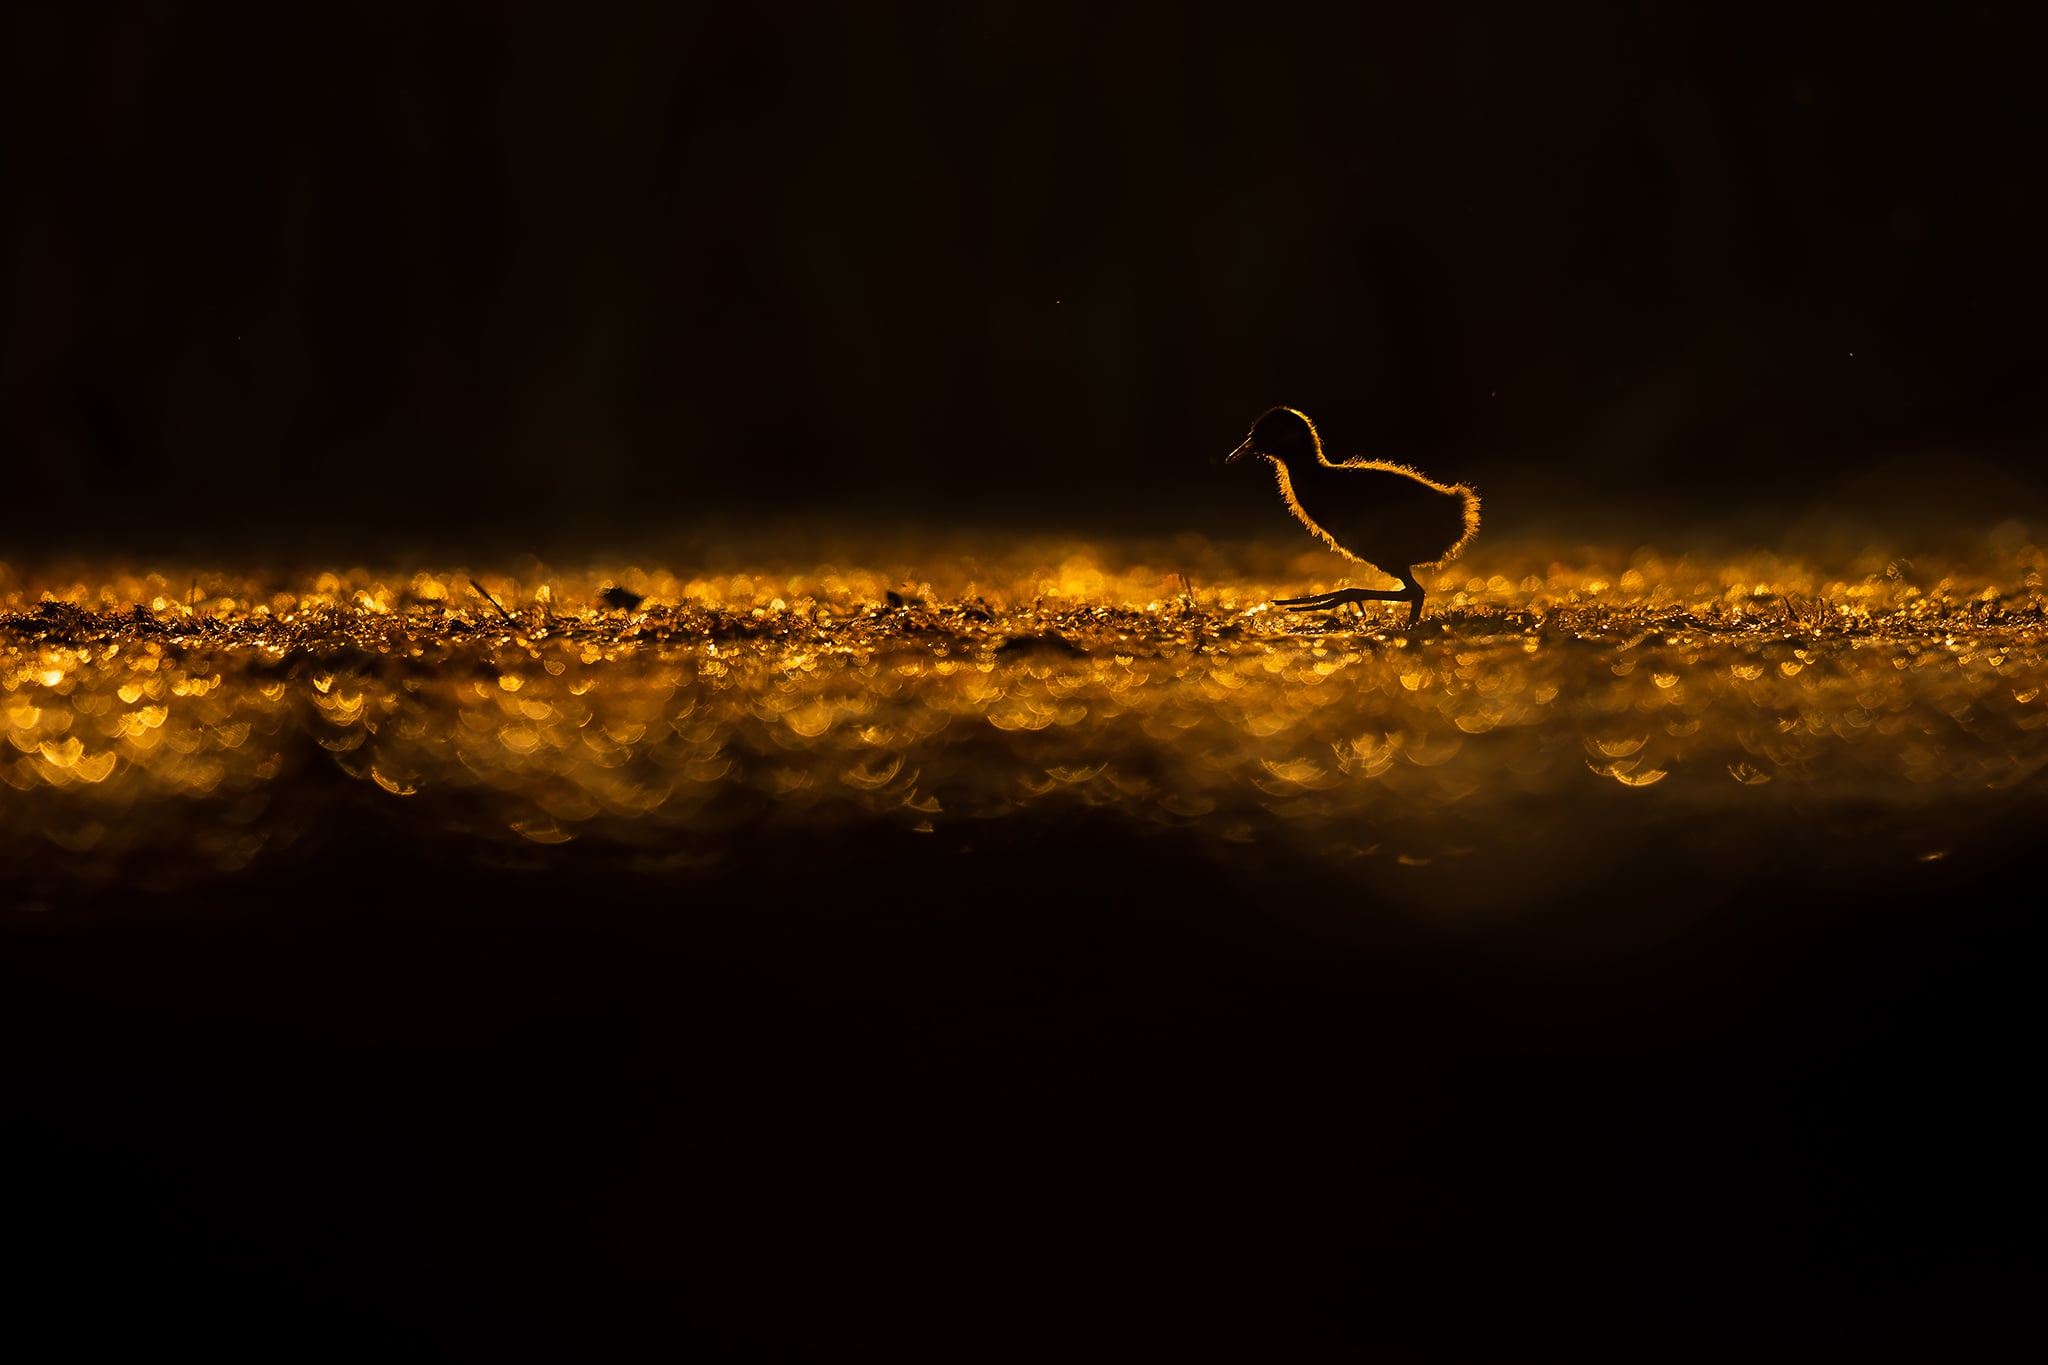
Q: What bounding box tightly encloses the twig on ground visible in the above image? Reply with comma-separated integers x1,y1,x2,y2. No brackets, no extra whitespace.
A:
471,579,517,623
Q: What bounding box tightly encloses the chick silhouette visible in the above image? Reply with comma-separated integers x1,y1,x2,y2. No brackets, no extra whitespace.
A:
1227,406,1479,627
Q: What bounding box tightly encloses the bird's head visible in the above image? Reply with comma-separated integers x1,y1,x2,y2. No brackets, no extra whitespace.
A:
1225,406,1321,467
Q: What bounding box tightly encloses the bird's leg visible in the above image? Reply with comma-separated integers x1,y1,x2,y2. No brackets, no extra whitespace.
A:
1397,569,1425,627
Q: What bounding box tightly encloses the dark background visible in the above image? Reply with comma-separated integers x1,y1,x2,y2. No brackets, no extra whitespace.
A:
5,5,2046,1354
4,0,2044,563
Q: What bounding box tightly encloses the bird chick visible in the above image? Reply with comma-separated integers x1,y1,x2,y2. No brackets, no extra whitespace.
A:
1227,406,1478,627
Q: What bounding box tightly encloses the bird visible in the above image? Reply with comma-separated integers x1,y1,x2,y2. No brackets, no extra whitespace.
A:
1226,406,1479,627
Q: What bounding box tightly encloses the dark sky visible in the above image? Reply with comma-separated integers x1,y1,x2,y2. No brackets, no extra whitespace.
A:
4,1,2044,561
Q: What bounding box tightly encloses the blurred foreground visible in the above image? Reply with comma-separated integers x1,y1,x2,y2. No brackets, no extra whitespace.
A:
4,530,2042,1354
7,529,2044,920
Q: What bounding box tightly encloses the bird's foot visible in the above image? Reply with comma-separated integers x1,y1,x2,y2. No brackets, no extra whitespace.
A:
1269,589,1384,609
1273,588,1402,611
1273,587,1426,628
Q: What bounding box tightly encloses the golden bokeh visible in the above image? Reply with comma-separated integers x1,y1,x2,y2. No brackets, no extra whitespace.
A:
3,532,2043,908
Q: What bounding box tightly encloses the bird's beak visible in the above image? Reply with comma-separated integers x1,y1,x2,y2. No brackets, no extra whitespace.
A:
1224,436,1254,464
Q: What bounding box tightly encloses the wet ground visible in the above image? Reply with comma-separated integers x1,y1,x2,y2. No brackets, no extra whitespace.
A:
4,532,2043,1355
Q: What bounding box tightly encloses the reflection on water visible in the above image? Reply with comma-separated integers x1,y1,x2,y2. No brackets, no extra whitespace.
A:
3,532,2044,908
